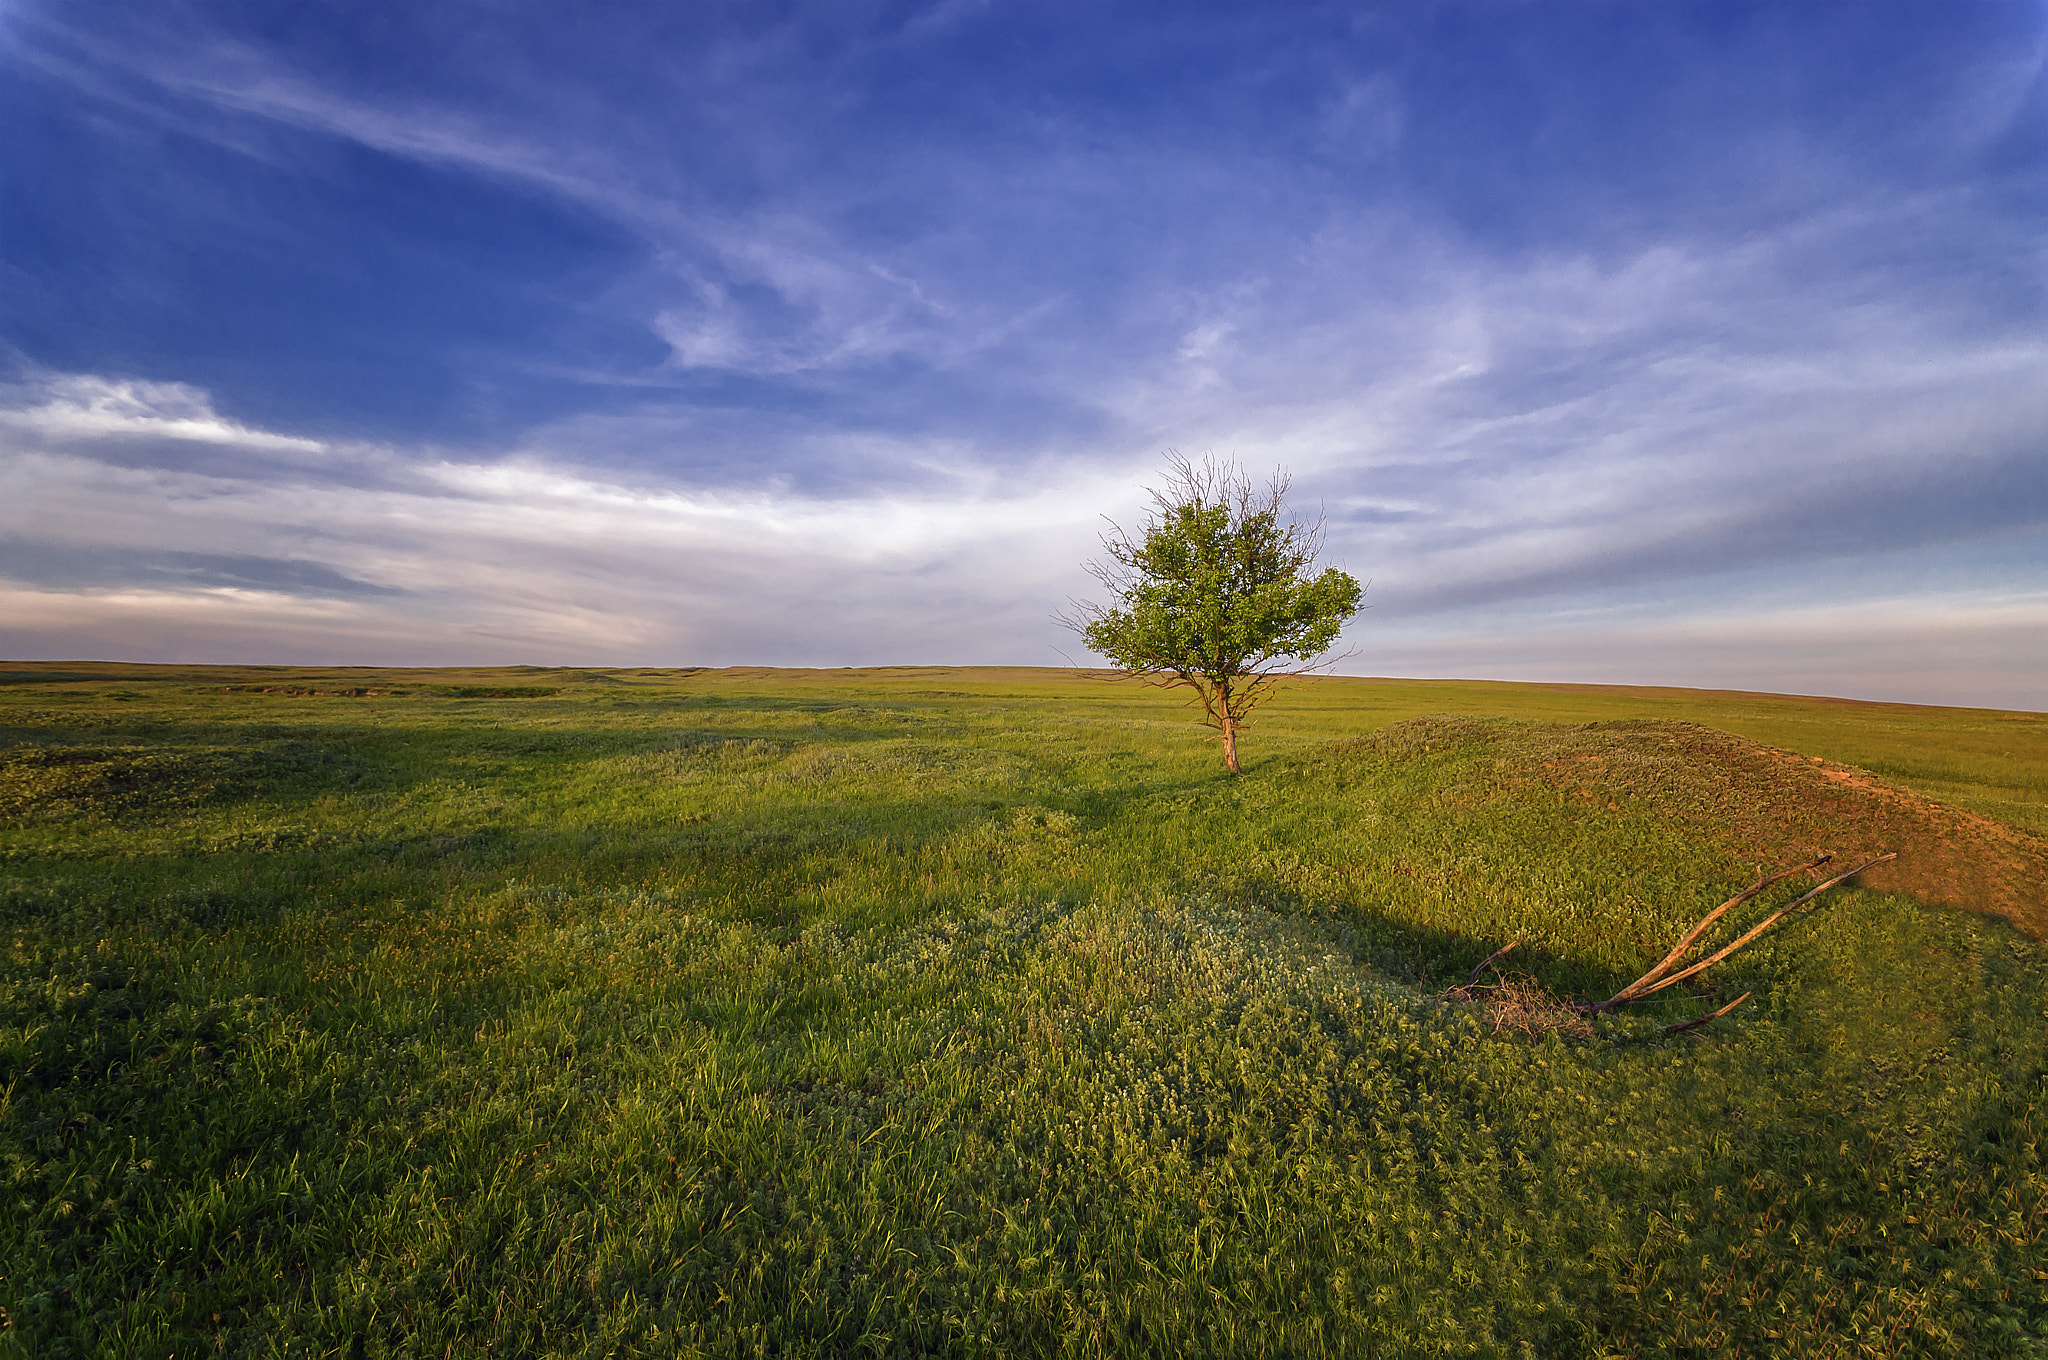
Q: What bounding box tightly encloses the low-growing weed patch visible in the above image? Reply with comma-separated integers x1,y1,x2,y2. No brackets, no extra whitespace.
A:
0,665,2042,1357
0,746,259,823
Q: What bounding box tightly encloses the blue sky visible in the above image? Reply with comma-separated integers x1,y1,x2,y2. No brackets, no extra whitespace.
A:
2,0,2044,708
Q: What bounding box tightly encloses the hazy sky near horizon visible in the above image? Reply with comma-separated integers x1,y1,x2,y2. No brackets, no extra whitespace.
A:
3,0,2045,708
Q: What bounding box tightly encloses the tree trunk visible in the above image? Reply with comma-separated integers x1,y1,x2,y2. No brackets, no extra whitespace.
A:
1220,710,1240,773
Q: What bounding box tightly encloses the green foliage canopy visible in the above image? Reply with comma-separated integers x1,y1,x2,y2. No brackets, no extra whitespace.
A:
1071,456,1364,770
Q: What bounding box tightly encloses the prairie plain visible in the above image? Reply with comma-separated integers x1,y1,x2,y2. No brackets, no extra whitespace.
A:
2,662,2044,1357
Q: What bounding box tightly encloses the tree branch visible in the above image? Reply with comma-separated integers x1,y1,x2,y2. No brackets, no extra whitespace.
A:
1616,852,1895,1004
1661,991,1753,1035
1595,855,1830,1013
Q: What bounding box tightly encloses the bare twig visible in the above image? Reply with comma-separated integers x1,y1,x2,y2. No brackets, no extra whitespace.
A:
1661,990,1752,1035
1464,940,1520,988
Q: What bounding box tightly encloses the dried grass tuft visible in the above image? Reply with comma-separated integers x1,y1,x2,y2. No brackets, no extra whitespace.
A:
1441,972,1595,1040
1482,974,1595,1040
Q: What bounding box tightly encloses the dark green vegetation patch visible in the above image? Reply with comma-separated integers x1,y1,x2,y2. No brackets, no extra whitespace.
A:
219,683,561,699
0,746,258,823
0,665,2042,1357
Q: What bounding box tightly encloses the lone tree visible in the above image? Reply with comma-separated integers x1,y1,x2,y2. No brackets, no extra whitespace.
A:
1065,455,1364,773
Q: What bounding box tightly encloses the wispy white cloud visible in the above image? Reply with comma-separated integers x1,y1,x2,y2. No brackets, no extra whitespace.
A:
0,373,326,454
650,230,954,375
1082,207,2048,624
61,27,998,383
0,369,1129,666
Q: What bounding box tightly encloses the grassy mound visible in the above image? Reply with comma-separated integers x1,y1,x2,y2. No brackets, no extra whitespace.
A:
1361,715,2048,939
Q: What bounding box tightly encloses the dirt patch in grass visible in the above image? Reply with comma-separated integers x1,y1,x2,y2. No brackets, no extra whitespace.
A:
1374,717,2048,939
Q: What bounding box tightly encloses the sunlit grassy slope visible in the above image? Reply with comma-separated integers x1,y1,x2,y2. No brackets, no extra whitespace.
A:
3,664,2043,1357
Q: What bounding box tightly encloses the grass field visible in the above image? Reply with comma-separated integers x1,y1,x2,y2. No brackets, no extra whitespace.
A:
3,663,2044,1357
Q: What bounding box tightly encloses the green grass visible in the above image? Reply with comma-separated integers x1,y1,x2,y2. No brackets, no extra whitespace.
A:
1,664,2043,1357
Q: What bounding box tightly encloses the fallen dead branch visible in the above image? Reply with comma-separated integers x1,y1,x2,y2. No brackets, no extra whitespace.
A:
1660,990,1751,1035
1444,851,1898,1036
1460,940,1520,987
1596,855,1834,1013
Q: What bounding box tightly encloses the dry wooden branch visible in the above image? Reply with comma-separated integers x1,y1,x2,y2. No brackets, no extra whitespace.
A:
1605,852,1896,1009
1435,941,1525,1004
1661,990,1752,1035
1595,854,1832,1013
1463,940,1520,988
1447,850,1897,1039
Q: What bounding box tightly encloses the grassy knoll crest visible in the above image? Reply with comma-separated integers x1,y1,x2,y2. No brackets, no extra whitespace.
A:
1,664,2043,1357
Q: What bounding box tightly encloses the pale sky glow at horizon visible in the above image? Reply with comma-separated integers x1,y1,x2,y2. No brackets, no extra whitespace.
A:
2,1,2045,709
